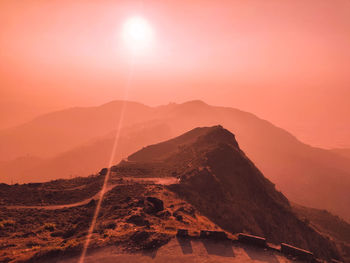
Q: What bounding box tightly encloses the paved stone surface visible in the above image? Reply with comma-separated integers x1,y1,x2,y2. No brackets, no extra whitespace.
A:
63,238,301,263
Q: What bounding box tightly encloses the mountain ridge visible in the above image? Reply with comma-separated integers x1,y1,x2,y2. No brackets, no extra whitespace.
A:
115,125,341,260
1,100,350,222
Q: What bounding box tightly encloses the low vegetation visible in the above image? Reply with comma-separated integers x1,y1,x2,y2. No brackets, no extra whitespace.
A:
0,175,104,206
0,183,219,262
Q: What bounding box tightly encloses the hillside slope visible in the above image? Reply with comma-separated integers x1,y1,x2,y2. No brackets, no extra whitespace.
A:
122,126,341,260
331,148,350,160
293,204,350,263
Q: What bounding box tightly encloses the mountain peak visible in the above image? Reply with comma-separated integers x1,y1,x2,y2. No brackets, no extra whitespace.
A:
194,125,239,149
127,125,240,163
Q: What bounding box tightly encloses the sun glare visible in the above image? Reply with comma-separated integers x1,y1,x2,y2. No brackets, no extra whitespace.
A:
122,16,154,52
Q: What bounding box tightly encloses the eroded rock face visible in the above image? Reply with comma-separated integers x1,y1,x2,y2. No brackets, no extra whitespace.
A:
144,197,164,214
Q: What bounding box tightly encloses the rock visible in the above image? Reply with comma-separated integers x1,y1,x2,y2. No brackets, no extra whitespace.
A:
135,199,144,206
173,210,185,221
127,215,150,226
21,231,37,238
26,241,39,248
175,214,183,221
130,231,171,250
175,206,196,217
99,168,108,176
143,234,170,250
147,197,164,211
157,210,171,219
144,197,164,214
103,221,116,229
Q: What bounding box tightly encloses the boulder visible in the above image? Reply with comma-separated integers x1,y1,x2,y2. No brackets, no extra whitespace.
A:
174,214,183,222
99,168,108,176
175,206,196,217
127,215,150,226
157,210,171,219
144,197,164,214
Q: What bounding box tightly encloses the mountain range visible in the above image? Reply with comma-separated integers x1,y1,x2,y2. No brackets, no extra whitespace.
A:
0,100,350,222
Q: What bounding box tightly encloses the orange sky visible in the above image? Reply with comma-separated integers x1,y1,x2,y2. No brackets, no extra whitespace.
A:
1,0,350,148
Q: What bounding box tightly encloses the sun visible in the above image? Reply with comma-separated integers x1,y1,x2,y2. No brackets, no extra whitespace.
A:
122,16,154,52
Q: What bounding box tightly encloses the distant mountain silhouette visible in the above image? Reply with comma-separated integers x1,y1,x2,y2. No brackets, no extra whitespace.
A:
0,123,172,183
1,100,350,221
118,125,341,260
0,155,43,182
0,101,154,162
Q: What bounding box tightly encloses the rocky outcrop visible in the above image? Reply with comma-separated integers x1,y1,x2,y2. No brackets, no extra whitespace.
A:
145,197,164,213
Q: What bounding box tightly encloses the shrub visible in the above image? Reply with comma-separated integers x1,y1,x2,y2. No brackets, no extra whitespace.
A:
44,223,56,232
51,231,64,237
103,221,116,230
1,220,15,227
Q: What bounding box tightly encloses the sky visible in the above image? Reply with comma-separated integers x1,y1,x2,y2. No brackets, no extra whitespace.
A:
1,0,349,148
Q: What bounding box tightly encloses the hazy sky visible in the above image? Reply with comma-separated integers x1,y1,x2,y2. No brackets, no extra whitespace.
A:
1,0,349,148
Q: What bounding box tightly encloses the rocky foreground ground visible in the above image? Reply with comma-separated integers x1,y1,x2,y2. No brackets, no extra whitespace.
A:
0,181,220,262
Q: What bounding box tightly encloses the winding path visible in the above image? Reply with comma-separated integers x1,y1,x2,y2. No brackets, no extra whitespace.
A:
2,177,178,210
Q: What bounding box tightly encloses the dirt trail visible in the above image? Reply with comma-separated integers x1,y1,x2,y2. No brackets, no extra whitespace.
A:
121,177,179,185
4,183,118,210
3,177,178,210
